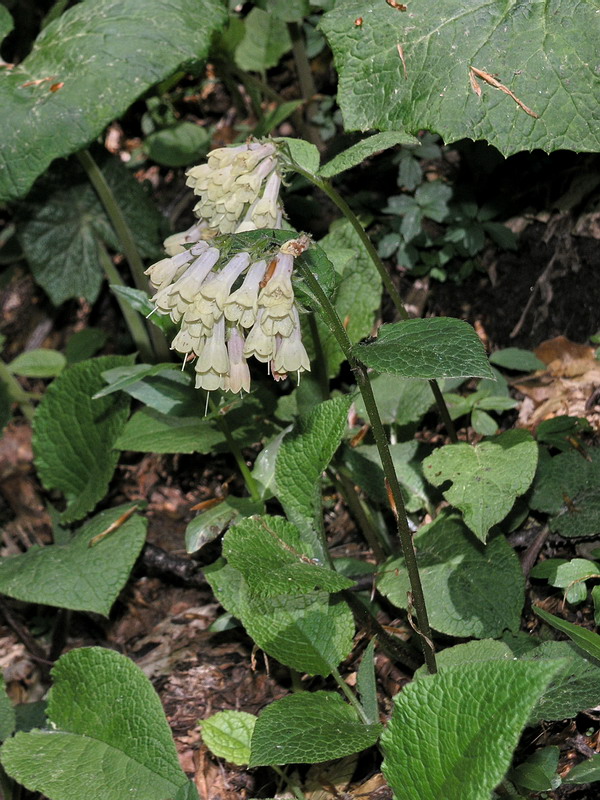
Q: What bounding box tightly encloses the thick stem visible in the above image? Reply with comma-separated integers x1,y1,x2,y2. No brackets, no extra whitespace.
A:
97,244,154,362
76,149,171,362
209,397,261,503
428,378,458,443
295,258,437,673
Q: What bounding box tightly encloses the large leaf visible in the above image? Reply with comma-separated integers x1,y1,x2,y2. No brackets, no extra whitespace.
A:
249,692,381,766
377,513,524,639
320,0,600,156
352,318,493,380
0,504,147,615
201,710,256,766
381,660,563,800
32,356,133,523
319,131,418,178
275,396,351,559
0,0,228,202
422,430,538,541
0,648,188,800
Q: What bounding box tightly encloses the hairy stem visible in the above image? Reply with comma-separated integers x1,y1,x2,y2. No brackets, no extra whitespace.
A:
295,258,437,673
209,397,261,503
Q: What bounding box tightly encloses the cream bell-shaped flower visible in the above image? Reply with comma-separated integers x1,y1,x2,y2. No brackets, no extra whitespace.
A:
246,171,283,230
163,221,210,257
145,248,196,292
272,306,311,376
194,316,229,391
224,324,251,394
186,251,250,329
151,246,220,322
244,308,276,364
223,259,267,328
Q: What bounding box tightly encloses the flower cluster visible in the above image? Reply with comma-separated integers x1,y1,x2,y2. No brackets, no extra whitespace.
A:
146,240,310,394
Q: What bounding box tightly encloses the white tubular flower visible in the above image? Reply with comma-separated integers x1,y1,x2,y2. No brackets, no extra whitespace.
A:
145,248,196,292
163,221,210,256
260,311,295,338
246,171,283,230
273,306,311,375
244,308,276,363
194,316,229,391
187,251,251,328
151,246,220,321
224,259,267,328
224,325,251,394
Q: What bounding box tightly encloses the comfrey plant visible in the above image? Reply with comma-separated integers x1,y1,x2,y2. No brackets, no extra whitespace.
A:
145,141,309,394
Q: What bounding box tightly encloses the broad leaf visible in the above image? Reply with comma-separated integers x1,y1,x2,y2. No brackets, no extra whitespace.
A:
275,396,351,559
249,692,381,766
222,515,353,597
381,660,563,800
33,356,133,523
201,710,256,766
8,349,66,378
489,348,545,372
319,131,417,178
0,504,147,615
353,373,435,426
116,408,225,454
320,1,600,156
377,513,524,638
235,7,291,72
0,0,228,202
0,648,188,800
186,497,264,554
423,430,538,541
352,318,493,380
534,606,600,663
564,753,600,785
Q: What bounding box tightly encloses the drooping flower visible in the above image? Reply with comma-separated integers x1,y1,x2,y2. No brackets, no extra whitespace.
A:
194,315,229,391
272,306,311,376
223,259,267,328
224,324,251,394
151,246,220,322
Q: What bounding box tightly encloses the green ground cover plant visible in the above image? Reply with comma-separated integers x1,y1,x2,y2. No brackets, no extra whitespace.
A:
1,2,600,800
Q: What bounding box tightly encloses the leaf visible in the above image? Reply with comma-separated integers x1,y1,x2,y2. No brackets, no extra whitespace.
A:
235,7,291,72
510,747,561,793
377,513,524,639
276,136,321,174
0,674,15,742
205,561,354,676
0,0,228,202
352,318,493,380
357,639,378,725
257,0,309,23
116,408,225,454
16,156,165,305
381,660,563,800
32,356,133,523
7,349,66,378
145,122,211,168
529,449,600,538
320,1,600,156
200,711,256,765
249,692,381,766
97,363,181,397
564,752,600,784
0,504,147,615
533,606,600,663
65,329,107,364
222,515,353,597
186,497,264,554
0,647,188,800
319,131,418,178
422,430,538,541
275,396,351,559
489,348,545,372
0,5,13,45
353,373,435,426
314,220,382,377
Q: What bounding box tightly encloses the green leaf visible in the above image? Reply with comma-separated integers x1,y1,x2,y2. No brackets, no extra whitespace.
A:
471,407,498,436
535,415,592,452
201,710,256,765
0,647,188,800
257,0,309,23
414,640,514,678
32,356,133,523
313,220,382,377
16,156,164,305
65,329,107,364
377,513,524,638
510,747,561,792
0,504,147,615
320,1,600,156
96,363,180,399
381,660,563,800
564,752,600,784
116,407,225,454
0,6,13,45
489,348,545,372
252,428,290,499
235,7,291,71
319,131,417,178
0,674,15,742
277,136,321,174
357,639,378,725
533,606,600,663
7,349,66,378
186,497,264,554
275,396,351,559
354,373,434,426
222,515,353,597
347,442,430,513
422,430,538,541
104,369,198,416
249,691,381,766
145,122,211,168
529,448,600,538
0,0,228,202
205,561,354,676
352,318,493,380
173,782,200,800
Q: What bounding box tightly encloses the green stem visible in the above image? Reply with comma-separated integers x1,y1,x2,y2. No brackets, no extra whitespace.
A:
0,360,35,421
290,165,457,443
331,666,369,724
331,468,387,562
97,244,154,362
76,149,171,362
307,313,329,401
209,397,261,503
295,258,437,674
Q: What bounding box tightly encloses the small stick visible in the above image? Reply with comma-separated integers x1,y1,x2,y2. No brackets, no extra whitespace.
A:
469,65,539,118
88,505,139,547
